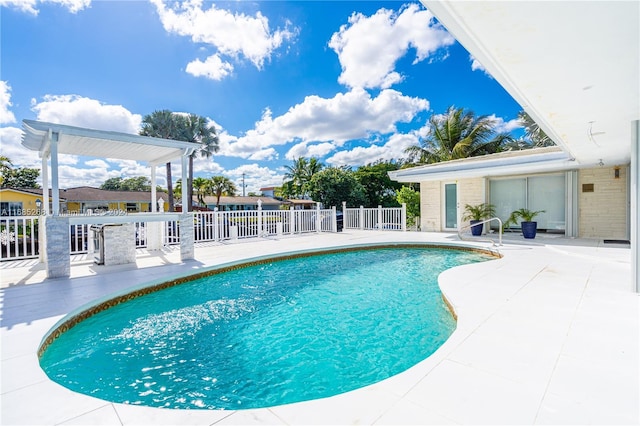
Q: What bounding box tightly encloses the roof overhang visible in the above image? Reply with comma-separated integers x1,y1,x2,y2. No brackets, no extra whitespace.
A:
423,0,639,168
21,119,198,165
389,147,578,183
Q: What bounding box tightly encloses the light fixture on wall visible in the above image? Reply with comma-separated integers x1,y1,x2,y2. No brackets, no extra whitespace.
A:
614,166,620,179
598,159,604,167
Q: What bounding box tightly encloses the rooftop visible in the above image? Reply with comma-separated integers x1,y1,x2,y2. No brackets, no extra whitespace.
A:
1,231,636,425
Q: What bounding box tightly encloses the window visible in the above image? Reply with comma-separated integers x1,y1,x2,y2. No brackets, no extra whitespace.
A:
490,174,566,232
0,202,23,216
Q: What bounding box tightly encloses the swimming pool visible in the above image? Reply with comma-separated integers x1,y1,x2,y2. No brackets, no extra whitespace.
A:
39,245,493,410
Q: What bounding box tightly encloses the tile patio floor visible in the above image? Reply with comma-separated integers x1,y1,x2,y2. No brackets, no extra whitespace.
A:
1,230,638,425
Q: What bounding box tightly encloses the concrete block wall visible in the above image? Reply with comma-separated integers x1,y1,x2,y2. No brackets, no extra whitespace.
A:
103,223,136,266
579,166,628,239
45,216,70,278
420,181,441,231
457,178,487,230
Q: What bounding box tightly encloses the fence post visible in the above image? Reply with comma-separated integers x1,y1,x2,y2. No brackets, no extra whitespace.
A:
214,207,219,241
342,201,347,229
401,203,407,232
332,206,337,232
257,199,263,237
359,206,364,230
290,206,295,234
377,205,383,229
316,202,321,233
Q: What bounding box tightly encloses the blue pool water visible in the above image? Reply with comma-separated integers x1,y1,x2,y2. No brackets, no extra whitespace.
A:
40,247,489,410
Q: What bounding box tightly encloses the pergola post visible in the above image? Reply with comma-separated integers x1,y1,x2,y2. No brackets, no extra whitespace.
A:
179,152,194,261
150,165,157,213
50,130,60,216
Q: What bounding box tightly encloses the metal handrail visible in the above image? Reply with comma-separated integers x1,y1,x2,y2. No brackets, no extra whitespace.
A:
457,217,503,247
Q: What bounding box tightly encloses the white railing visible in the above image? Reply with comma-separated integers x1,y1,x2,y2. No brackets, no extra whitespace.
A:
1,203,401,262
341,203,406,231
0,216,40,261
192,204,336,243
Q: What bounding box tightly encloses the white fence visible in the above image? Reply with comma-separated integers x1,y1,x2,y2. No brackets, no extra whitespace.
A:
342,203,406,231
0,216,40,261
1,202,405,261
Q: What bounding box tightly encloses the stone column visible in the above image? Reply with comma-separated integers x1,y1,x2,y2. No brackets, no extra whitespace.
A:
180,213,194,261
45,216,70,278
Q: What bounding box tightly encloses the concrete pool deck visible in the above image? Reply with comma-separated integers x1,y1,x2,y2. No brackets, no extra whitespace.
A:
1,230,638,425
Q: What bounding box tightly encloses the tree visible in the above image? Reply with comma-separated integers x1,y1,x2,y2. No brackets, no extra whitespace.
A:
354,160,403,207
396,186,421,227
192,177,211,207
0,157,40,188
140,110,184,211
308,167,367,208
100,176,151,191
404,106,513,165
283,157,323,198
181,114,220,212
208,176,237,208
518,111,555,147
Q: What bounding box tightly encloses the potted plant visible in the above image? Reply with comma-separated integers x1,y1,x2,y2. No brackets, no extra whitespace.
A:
505,208,545,239
462,203,496,236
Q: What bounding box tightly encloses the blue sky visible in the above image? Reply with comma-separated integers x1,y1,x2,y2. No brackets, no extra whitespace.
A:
0,0,523,193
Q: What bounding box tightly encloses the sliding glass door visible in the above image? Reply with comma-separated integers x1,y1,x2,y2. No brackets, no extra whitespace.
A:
489,174,566,233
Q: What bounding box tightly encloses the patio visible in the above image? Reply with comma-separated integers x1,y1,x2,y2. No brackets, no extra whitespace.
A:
1,230,637,425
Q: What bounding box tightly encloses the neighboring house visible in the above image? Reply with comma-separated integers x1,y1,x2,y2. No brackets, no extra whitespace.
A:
201,196,286,212
287,199,317,210
259,187,276,197
389,147,630,240
0,187,169,215
0,188,58,216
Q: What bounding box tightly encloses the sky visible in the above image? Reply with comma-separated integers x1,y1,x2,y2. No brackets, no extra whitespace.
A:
0,0,524,194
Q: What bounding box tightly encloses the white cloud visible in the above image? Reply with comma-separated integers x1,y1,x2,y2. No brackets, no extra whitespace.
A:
489,114,522,133
285,141,336,160
469,54,494,78
329,3,454,89
0,81,16,124
221,88,429,159
224,163,285,194
0,0,90,15
186,54,234,81
151,0,296,78
326,132,420,167
30,94,142,133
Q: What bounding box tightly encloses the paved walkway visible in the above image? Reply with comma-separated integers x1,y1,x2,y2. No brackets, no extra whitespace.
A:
1,231,637,425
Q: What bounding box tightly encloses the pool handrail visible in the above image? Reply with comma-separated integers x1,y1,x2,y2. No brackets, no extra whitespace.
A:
457,217,503,247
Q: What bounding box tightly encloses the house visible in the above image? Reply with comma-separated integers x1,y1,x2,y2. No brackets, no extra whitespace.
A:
393,1,638,289
0,187,169,215
259,187,276,197
201,195,286,212
389,146,628,240
0,188,58,216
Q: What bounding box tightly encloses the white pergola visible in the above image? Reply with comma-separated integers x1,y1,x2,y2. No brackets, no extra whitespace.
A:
21,119,198,214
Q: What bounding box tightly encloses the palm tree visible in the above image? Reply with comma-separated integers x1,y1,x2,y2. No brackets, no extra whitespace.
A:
0,155,12,186
518,111,555,147
140,110,181,211
208,176,238,208
404,106,513,165
181,114,220,212
192,177,211,207
283,157,323,198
